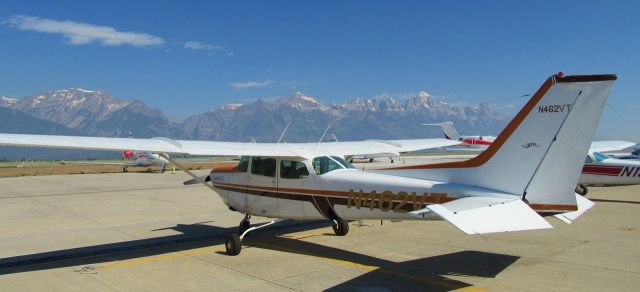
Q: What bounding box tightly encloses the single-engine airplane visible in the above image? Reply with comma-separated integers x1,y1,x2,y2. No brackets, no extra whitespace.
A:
62,150,170,172
0,74,617,255
424,122,496,149
576,150,640,195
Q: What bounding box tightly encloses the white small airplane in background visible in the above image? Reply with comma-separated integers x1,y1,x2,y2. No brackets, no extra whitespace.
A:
329,134,399,163
0,73,617,256
576,150,640,195
120,150,170,172
61,150,170,172
424,122,496,149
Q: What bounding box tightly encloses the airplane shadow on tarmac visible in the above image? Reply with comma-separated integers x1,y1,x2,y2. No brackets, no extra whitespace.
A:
0,220,518,291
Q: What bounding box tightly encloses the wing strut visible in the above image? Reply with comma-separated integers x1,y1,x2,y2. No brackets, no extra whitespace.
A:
159,153,216,191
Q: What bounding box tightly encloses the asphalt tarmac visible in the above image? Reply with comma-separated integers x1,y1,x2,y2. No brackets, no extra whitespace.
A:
0,158,638,291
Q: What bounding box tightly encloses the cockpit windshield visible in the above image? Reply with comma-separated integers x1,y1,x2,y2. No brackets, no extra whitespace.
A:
330,156,355,169
312,156,354,175
592,152,610,162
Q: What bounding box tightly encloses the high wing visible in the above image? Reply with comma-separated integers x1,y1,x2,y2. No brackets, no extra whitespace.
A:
590,140,638,153
0,133,461,159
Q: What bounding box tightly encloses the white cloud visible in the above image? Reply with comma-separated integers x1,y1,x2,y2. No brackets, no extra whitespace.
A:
5,15,164,47
229,80,274,89
184,41,224,51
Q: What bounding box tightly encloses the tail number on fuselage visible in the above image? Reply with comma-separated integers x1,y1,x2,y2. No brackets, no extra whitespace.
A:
538,104,571,114
620,166,640,177
347,189,448,213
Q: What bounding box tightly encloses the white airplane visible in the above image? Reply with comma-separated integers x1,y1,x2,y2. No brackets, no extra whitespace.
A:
576,150,640,195
61,150,170,172
120,150,170,172
0,73,616,256
424,122,496,149
330,135,399,163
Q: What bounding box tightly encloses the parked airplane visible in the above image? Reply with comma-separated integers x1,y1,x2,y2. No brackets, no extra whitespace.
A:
576,150,640,195
0,74,616,256
61,150,170,172
330,135,399,163
424,122,496,149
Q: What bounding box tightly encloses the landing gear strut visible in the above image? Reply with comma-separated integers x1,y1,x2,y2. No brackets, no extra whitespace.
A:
575,184,588,196
225,218,284,256
239,214,251,234
332,219,349,236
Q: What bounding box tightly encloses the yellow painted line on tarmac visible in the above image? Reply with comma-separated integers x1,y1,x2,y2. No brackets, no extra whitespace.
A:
98,245,226,269
96,229,329,270
96,227,486,292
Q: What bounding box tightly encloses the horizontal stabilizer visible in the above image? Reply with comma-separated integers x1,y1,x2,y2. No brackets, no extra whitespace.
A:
426,197,552,234
554,194,595,224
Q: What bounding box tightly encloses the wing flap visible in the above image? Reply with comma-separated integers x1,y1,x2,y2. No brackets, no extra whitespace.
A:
427,197,552,234
554,194,595,224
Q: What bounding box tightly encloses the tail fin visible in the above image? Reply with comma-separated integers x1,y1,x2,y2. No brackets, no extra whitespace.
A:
393,74,617,212
424,122,461,140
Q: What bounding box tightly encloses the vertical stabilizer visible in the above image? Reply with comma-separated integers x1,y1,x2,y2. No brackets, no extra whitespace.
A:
389,74,617,212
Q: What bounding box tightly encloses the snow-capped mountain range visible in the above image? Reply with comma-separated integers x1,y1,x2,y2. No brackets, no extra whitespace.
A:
0,88,508,144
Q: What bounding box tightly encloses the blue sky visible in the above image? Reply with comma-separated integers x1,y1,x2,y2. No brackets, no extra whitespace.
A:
0,1,639,140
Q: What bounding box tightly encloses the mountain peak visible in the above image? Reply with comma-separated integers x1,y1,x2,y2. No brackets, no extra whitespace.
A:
271,92,324,110
0,96,17,107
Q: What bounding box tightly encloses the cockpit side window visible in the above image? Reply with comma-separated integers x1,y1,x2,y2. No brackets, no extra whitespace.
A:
312,156,344,175
237,156,250,172
585,156,593,164
593,152,609,162
251,156,276,177
280,160,310,179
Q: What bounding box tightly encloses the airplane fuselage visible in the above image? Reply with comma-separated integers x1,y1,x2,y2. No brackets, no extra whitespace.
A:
208,156,513,221
579,152,640,186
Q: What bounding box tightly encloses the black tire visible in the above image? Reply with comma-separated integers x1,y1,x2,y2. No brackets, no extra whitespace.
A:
239,219,251,234
349,159,354,163
332,220,349,236
575,184,588,196
225,234,242,256
369,158,374,163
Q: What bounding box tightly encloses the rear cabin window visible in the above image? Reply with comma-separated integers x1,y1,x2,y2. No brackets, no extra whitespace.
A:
280,160,309,179
237,156,250,172
312,156,345,175
251,156,276,177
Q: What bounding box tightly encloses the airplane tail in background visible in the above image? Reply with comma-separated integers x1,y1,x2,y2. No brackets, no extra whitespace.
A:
390,74,617,213
424,122,461,140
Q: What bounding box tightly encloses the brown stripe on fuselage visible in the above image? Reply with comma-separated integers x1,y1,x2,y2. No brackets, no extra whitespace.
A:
211,182,455,215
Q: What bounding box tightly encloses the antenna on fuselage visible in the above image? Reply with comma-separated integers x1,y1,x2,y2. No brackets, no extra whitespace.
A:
276,122,291,147
317,124,332,149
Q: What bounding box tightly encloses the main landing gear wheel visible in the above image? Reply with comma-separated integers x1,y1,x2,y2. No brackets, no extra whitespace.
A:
575,184,588,196
332,219,349,236
225,234,241,256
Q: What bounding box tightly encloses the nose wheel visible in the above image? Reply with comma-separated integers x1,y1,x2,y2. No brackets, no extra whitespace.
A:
225,218,284,256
